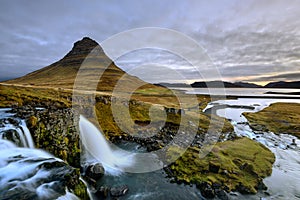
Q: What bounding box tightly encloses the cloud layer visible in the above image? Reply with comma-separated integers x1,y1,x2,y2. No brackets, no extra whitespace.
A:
0,0,299,84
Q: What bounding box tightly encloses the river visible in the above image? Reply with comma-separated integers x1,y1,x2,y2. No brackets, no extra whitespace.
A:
172,87,300,98
206,98,300,200
1,94,300,199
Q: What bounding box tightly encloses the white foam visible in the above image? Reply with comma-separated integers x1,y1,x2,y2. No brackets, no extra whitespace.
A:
79,115,135,175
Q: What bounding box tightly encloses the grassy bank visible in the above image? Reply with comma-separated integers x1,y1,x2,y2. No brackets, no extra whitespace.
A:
167,137,275,194
244,102,300,138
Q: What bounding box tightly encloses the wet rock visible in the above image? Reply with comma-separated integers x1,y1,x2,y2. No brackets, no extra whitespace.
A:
250,124,268,132
12,105,36,118
229,191,239,196
215,189,229,200
110,185,129,197
1,186,38,200
95,186,110,199
0,155,88,200
85,163,105,182
7,118,20,126
164,166,174,177
236,183,254,194
0,129,23,147
291,139,297,146
197,182,215,199
256,180,268,191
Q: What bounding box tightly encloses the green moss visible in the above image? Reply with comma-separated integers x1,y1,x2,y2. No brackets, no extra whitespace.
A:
64,169,90,200
168,137,275,194
244,103,300,138
73,183,90,200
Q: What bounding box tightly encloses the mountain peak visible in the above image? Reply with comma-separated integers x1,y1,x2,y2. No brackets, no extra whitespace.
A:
67,37,101,56
73,37,99,48
60,37,104,65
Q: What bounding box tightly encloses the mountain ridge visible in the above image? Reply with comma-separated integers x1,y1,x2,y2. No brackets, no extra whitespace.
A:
157,81,299,89
6,37,155,92
264,81,300,88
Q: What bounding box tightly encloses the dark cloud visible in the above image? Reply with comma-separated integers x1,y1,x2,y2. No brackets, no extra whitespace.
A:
0,0,299,84
248,72,300,82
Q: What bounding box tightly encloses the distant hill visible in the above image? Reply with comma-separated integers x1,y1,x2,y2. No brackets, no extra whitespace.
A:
234,82,261,88
190,80,300,89
191,81,258,88
6,37,156,92
158,81,262,88
155,83,190,87
158,80,300,89
264,81,300,88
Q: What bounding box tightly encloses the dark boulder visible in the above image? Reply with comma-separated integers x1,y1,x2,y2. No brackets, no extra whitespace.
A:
85,163,105,182
236,183,253,194
197,182,215,198
95,186,110,199
209,161,220,173
110,185,129,197
215,189,229,200
1,186,37,200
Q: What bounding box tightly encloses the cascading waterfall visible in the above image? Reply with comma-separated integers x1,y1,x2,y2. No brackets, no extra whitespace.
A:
20,119,35,148
0,118,34,148
79,115,135,175
0,142,80,200
0,108,81,200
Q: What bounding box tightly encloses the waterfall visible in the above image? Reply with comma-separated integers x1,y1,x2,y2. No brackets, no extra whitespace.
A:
0,108,86,199
20,119,35,148
0,119,34,148
79,115,134,175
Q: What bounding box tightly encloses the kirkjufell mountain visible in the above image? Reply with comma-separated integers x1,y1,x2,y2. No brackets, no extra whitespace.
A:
7,37,154,92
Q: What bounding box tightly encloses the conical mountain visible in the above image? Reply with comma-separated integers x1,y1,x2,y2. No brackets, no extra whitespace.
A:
7,37,153,92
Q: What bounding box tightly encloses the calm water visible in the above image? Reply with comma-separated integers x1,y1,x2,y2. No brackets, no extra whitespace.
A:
173,87,300,98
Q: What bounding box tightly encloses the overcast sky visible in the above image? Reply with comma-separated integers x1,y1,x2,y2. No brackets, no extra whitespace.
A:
0,0,299,85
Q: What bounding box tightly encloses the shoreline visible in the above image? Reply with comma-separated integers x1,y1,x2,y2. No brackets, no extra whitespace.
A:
197,94,300,99
208,99,300,199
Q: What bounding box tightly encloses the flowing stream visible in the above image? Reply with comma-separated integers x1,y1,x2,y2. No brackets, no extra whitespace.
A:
206,98,300,200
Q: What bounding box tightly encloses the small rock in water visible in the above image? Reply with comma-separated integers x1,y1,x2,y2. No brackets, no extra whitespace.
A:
197,182,215,198
229,191,239,196
291,139,297,146
110,185,129,197
95,186,110,199
215,189,229,200
85,163,105,182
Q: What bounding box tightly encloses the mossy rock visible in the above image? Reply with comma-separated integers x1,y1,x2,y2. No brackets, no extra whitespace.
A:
167,137,275,194
27,116,38,128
